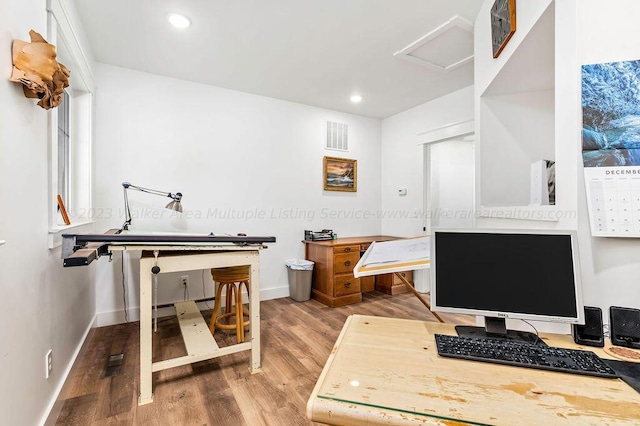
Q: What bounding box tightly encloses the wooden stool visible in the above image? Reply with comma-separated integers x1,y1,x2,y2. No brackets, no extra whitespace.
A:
209,265,250,343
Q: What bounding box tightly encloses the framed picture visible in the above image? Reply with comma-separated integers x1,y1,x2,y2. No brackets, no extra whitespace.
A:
490,0,516,58
323,156,357,192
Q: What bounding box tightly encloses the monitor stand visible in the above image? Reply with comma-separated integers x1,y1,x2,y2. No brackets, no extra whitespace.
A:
455,317,546,346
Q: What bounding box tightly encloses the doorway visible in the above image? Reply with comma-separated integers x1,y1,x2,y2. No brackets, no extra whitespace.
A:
425,136,475,230
414,120,475,293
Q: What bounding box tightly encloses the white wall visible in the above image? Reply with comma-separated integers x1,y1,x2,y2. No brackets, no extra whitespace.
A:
0,1,96,425
574,0,640,314
429,139,475,229
380,86,474,237
92,63,383,324
473,0,640,333
380,86,474,292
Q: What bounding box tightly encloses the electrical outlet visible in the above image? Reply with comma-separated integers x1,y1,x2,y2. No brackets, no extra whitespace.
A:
45,349,53,379
180,275,189,288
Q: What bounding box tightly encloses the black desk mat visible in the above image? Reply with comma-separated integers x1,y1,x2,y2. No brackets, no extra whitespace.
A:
603,359,640,394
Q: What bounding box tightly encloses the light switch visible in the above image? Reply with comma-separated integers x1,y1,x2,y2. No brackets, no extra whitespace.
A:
398,188,407,196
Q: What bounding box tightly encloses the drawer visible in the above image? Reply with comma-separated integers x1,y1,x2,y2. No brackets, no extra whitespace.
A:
334,252,360,274
394,270,413,284
334,274,360,296
334,245,359,254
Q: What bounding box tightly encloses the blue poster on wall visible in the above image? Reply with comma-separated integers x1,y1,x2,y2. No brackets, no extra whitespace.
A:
582,59,640,237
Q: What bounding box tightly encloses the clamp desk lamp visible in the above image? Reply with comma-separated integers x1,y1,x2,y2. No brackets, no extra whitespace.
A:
120,182,183,231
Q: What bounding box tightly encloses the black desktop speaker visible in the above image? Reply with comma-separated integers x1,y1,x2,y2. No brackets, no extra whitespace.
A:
572,306,604,347
610,306,640,349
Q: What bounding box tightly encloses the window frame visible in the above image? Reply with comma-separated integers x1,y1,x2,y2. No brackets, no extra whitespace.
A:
47,0,95,248
57,90,70,208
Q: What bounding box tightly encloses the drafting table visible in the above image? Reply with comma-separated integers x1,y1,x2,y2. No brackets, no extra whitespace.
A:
353,236,442,322
61,230,276,404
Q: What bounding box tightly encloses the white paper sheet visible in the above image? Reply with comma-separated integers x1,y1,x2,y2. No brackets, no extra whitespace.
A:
363,237,430,266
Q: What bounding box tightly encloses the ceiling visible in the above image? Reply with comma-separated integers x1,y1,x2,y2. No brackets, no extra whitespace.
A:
73,0,482,119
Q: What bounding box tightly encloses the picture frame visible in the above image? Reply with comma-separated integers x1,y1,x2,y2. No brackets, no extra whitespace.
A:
323,156,357,192
490,0,516,58
57,194,71,225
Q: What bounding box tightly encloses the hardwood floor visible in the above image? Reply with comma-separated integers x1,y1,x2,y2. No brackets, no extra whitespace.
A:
50,291,473,425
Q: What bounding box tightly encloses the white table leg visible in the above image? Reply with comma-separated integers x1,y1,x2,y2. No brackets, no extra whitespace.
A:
139,258,154,404
249,254,261,373
134,249,263,404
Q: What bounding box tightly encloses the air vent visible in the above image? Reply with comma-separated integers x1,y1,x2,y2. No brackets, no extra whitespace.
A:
326,121,348,151
104,353,124,377
394,15,474,72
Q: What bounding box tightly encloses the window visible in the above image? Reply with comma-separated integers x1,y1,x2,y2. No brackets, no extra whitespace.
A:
47,0,95,247
58,90,70,208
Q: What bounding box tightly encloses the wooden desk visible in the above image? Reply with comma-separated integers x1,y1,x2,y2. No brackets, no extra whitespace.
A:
112,244,266,405
307,315,640,425
303,236,412,307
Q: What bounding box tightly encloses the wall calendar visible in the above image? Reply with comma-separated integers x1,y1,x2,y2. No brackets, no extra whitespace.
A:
584,167,640,237
582,59,640,237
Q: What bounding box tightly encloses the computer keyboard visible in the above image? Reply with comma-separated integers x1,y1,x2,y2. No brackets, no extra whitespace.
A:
434,334,618,379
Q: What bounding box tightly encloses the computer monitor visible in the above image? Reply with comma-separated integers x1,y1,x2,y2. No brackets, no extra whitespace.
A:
431,228,585,343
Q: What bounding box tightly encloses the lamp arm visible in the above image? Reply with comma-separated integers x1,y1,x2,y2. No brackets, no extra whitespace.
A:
120,182,183,232
123,182,181,201
122,184,132,231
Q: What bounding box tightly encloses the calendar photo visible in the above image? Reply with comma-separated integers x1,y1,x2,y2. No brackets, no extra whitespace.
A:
582,59,640,168
582,58,640,237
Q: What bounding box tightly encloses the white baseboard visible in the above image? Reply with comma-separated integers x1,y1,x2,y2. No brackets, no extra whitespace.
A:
41,313,97,426
95,285,291,327
259,285,290,301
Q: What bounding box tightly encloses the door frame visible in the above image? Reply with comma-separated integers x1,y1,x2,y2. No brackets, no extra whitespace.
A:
418,120,474,234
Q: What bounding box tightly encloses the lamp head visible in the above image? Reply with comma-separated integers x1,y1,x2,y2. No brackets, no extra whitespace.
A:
165,192,183,212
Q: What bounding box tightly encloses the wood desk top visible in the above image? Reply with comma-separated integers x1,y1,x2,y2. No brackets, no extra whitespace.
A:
307,315,640,425
302,235,398,247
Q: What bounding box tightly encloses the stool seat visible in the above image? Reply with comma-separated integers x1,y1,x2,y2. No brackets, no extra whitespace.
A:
210,266,250,343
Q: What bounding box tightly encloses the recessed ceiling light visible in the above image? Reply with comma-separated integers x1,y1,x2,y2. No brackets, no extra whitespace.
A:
167,13,191,29
350,95,362,104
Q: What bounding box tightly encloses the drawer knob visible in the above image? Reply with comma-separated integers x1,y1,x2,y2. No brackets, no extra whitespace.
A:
344,282,351,288
401,272,406,277
345,247,351,252
344,260,351,266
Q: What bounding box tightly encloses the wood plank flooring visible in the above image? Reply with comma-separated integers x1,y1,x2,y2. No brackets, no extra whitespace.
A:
50,291,473,425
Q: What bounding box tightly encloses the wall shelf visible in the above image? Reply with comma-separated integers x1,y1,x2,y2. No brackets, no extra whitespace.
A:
477,1,557,214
